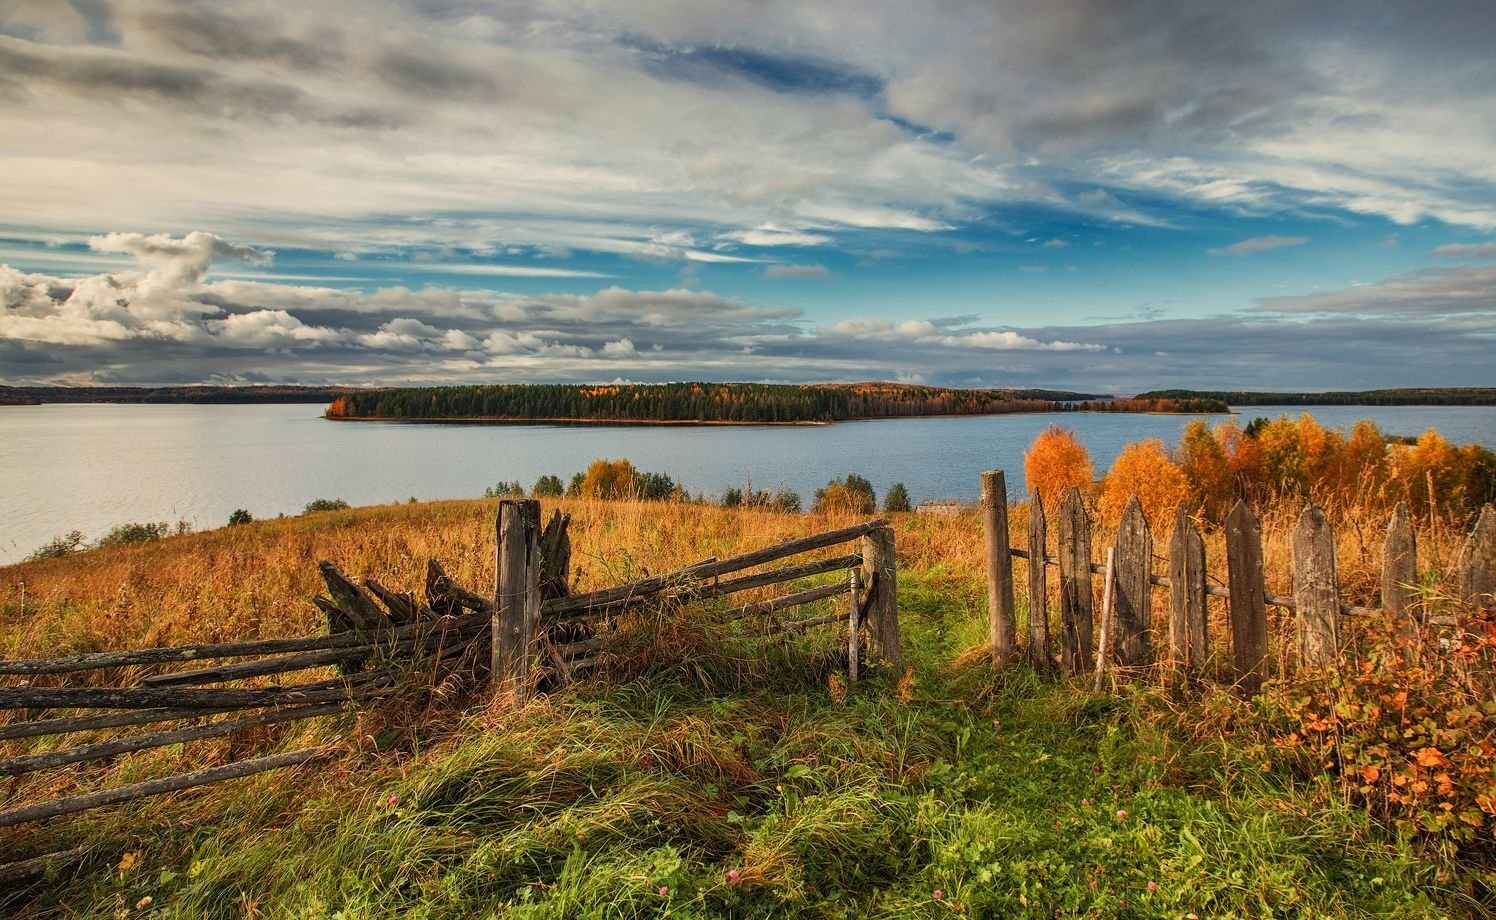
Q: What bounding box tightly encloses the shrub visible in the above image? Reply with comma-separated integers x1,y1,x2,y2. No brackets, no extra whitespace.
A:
566,472,585,497
1023,426,1094,513
813,474,876,515
95,521,174,548
772,488,803,514
883,482,911,513
228,509,254,526
1099,439,1189,529
303,498,351,514
27,530,85,560
533,474,565,497
1176,418,1233,520
483,481,525,498
721,487,743,508
580,458,640,499
637,470,677,501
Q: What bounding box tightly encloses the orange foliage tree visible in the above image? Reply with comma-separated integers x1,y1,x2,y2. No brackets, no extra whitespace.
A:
579,458,641,499
1099,439,1190,529
1024,426,1094,513
1176,418,1233,519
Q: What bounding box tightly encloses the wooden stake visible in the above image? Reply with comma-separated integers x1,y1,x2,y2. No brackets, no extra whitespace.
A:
1027,491,1050,672
1381,501,1418,636
1094,547,1116,693
860,526,902,670
1057,487,1094,676
1111,497,1152,667
1225,500,1269,693
981,470,1017,666
848,568,862,682
1167,505,1208,674
1457,504,1495,609
494,499,542,701
1292,502,1340,668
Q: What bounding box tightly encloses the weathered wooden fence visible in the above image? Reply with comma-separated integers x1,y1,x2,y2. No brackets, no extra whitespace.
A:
978,469,1496,691
491,500,900,699
0,503,898,881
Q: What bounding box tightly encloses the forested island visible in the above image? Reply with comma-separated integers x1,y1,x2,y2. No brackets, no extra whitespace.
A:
324,382,1228,424
0,385,353,406
1136,387,1496,406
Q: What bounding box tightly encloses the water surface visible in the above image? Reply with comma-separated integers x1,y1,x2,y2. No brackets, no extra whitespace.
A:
2,403,1492,564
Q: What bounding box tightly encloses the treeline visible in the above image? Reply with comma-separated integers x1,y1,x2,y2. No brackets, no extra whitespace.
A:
1025,413,1496,528
0,385,354,405
1135,388,1496,407
325,382,1226,423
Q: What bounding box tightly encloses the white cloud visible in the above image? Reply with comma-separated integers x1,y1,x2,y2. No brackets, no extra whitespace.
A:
1207,235,1310,257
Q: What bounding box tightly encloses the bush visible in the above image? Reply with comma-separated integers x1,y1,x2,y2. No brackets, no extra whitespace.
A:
1023,426,1094,514
812,473,876,515
772,488,802,514
637,471,678,501
566,472,586,497
27,530,85,560
228,509,254,526
95,521,175,548
1099,439,1189,528
483,481,525,498
883,482,911,513
721,487,743,508
303,498,351,514
533,474,565,497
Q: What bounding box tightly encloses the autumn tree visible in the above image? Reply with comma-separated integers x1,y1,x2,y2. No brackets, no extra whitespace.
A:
1176,419,1232,519
884,482,912,513
1099,439,1190,529
1024,426,1094,514
813,473,876,515
579,458,640,499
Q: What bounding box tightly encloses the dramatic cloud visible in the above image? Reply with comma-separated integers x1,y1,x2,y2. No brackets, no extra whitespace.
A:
1432,243,1496,260
1259,265,1496,317
1207,236,1310,257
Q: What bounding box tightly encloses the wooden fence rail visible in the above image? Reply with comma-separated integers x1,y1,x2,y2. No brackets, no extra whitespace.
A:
979,468,1496,688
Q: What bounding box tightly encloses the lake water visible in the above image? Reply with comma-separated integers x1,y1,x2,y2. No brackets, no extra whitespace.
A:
2,403,1494,564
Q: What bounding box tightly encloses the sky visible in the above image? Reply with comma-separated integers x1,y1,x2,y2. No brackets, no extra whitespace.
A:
0,0,1493,393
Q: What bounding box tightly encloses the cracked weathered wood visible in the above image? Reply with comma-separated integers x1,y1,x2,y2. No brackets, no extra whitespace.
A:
982,470,1017,665
494,499,542,699
1225,500,1268,693
1458,504,1495,609
860,526,901,670
1381,502,1418,634
1056,487,1094,677
1292,503,1339,668
1027,491,1050,672
1111,497,1152,667
1167,505,1208,674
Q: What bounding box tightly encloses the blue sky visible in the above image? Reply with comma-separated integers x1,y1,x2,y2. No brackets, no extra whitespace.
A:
0,0,1493,391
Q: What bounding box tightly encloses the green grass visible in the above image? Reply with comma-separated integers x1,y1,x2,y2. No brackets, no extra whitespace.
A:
9,570,1481,918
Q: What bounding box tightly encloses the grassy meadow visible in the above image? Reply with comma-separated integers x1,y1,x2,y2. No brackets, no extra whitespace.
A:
2,488,1492,917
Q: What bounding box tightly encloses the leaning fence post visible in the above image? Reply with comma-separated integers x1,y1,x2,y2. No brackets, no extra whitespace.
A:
494,498,542,700
1457,504,1495,610
848,568,862,682
1167,505,1208,674
982,470,1017,666
1292,502,1339,668
1382,502,1418,635
1027,491,1050,672
1225,500,1269,693
1057,487,1094,677
1112,497,1152,667
860,526,902,671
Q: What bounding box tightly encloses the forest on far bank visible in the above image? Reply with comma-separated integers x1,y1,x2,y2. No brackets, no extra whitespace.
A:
324,382,1227,423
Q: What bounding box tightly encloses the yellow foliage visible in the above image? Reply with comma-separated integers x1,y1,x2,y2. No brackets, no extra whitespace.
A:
580,458,640,500
1099,439,1190,529
1023,426,1094,514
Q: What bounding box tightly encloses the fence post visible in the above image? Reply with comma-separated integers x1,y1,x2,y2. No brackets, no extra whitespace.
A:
860,526,902,671
1225,500,1268,693
1458,504,1495,610
982,470,1017,666
1057,487,1094,677
1112,497,1152,667
1027,491,1050,672
494,499,542,700
847,568,862,682
1167,505,1208,674
1382,502,1418,634
1292,502,1339,668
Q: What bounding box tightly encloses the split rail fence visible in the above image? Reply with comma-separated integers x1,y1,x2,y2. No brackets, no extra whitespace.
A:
977,469,1496,690
0,503,898,883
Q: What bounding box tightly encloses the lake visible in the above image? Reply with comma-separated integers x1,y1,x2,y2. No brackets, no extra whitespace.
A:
2,403,1494,564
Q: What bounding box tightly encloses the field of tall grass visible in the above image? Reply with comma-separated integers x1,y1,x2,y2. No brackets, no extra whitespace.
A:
3,478,1493,916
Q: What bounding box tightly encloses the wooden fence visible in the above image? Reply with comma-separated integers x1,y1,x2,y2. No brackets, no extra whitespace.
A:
978,469,1496,690
0,504,898,882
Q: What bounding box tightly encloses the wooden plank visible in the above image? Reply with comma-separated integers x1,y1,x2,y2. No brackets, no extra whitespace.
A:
0,747,328,828
981,470,1017,665
724,581,850,621
0,846,91,886
544,519,889,617
539,509,573,599
860,527,902,670
1026,492,1050,672
493,498,542,700
1225,500,1269,693
0,707,229,742
1094,547,1117,692
317,561,391,631
573,553,862,620
0,682,386,711
1458,504,1495,609
0,702,348,777
0,611,489,676
1292,503,1340,668
1381,501,1418,633
848,569,862,682
1111,497,1152,667
1167,505,1208,674
1056,487,1094,676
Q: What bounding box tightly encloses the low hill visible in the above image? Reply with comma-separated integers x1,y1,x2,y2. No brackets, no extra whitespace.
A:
0,385,353,405
1135,387,1496,406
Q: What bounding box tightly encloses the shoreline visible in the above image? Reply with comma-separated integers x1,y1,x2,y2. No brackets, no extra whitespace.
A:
320,406,1234,427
